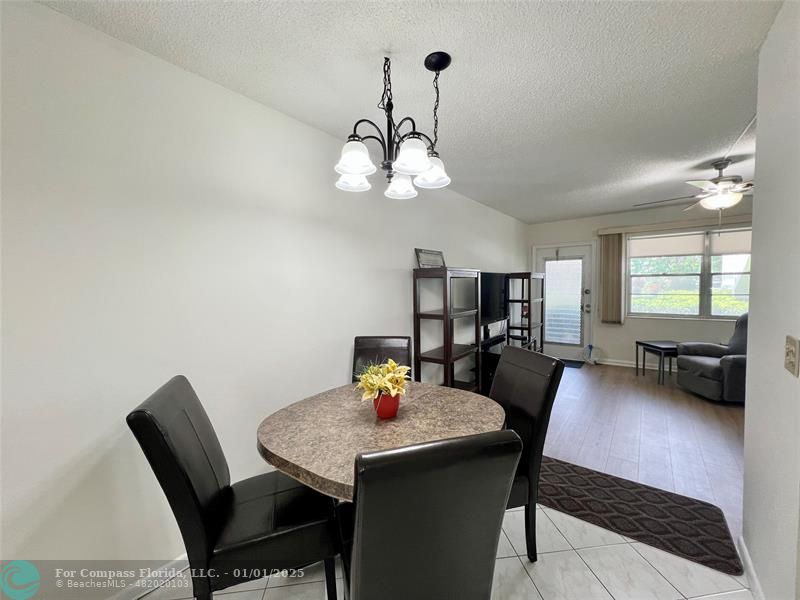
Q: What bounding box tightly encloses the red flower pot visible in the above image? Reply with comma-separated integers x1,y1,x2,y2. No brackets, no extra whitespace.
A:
373,393,399,419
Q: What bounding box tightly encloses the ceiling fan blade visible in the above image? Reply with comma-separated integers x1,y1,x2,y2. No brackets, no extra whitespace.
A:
732,182,754,193
686,180,718,192
633,195,698,207
683,200,703,212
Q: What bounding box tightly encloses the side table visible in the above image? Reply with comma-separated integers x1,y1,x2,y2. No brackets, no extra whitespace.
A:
636,340,679,385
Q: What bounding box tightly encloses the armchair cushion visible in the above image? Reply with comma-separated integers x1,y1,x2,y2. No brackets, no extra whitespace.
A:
676,355,723,380
677,342,729,358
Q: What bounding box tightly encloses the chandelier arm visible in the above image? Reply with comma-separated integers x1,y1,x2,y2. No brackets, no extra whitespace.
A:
360,135,387,157
351,119,386,147
392,117,417,142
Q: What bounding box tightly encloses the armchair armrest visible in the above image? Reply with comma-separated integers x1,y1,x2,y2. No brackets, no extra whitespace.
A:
677,342,729,358
720,354,746,403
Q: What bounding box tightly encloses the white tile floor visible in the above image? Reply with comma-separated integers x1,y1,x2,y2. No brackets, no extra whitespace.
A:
143,505,751,600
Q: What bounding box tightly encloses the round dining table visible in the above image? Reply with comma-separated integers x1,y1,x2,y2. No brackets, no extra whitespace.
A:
257,381,506,502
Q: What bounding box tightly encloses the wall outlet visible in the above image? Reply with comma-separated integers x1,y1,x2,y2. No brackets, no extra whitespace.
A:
785,335,800,377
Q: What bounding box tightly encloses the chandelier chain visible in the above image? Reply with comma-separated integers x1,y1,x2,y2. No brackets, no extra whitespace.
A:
432,71,440,151
378,57,392,116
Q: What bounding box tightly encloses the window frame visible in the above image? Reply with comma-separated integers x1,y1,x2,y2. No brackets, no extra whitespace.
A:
625,227,751,320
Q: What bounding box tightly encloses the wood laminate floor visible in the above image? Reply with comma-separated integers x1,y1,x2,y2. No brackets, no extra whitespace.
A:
543,364,745,538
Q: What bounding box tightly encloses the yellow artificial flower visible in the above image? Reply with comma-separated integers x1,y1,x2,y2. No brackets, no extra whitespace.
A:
355,360,411,400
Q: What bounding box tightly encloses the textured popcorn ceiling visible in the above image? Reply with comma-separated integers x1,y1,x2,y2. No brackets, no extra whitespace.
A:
44,1,780,223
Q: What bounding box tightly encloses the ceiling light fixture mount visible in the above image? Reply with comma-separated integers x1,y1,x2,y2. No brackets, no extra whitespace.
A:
334,52,452,198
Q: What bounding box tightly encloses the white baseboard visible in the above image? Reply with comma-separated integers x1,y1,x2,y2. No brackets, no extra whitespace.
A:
737,536,765,600
596,358,665,372
111,555,188,600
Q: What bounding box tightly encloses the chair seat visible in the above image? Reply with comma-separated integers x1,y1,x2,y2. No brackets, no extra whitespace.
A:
506,475,529,509
677,355,723,380
209,471,338,590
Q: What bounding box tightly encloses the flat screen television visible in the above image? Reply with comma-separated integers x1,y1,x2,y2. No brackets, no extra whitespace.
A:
481,272,507,325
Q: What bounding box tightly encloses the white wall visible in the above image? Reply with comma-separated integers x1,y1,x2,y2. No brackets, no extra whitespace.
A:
0,2,528,560
742,3,800,599
527,204,752,364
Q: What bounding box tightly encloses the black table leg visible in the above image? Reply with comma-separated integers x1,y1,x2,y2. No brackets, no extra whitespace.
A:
635,344,639,375
642,348,645,375
658,353,664,384
669,356,673,375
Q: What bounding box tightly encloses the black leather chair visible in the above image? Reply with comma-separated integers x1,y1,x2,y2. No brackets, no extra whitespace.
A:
352,336,412,382
677,313,748,403
489,346,565,562
127,376,339,600
348,431,522,600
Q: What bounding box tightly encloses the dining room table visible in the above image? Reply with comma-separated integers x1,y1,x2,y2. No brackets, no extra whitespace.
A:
256,381,506,502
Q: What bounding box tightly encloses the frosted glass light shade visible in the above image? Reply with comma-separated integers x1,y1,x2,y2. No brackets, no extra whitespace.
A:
335,173,371,192
700,192,743,210
384,174,418,200
413,156,451,189
392,138,432,175
334,140,377,175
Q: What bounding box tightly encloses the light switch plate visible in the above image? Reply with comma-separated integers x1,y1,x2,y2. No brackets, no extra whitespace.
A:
785,335,800,377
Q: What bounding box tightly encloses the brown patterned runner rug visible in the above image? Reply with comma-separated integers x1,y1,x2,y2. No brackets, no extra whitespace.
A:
538,456,743,575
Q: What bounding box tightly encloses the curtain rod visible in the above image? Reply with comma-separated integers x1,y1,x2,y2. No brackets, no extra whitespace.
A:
596,214,751,236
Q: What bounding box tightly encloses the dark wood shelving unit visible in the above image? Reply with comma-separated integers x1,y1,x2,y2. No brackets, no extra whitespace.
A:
506,272,545,352
417,307,478,320
413,267,481,392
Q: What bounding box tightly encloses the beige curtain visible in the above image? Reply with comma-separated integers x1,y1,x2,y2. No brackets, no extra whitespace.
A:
599,233,624,324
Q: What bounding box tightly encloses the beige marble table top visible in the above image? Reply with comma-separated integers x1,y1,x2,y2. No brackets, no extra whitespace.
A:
257,381,506,501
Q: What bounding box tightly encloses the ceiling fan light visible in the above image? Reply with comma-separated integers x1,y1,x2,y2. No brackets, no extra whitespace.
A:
699,192,743,210
334,140,377,175
392,138,432,175
335,173,371,192
414,156,451,189
384,174,418,200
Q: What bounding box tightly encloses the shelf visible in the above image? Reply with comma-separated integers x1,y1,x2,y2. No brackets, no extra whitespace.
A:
413,266,482,391
509,322,543,330
417,307,478,320
419,344,478,364
453,380,479,393
413,267,479,279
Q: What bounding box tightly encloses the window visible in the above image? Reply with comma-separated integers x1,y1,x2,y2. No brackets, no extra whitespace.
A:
627,228,751,318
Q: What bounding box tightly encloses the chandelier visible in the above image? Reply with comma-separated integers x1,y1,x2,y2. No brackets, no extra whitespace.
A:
334,52,452,199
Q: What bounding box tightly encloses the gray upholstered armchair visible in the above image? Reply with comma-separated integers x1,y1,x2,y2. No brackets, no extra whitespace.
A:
677,313,748,403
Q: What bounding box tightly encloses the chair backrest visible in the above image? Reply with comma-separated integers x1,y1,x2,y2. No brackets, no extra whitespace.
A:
127,375,230,567
727,313,748,355
489,346,564,490
350,430,522,600
352,336,412,382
